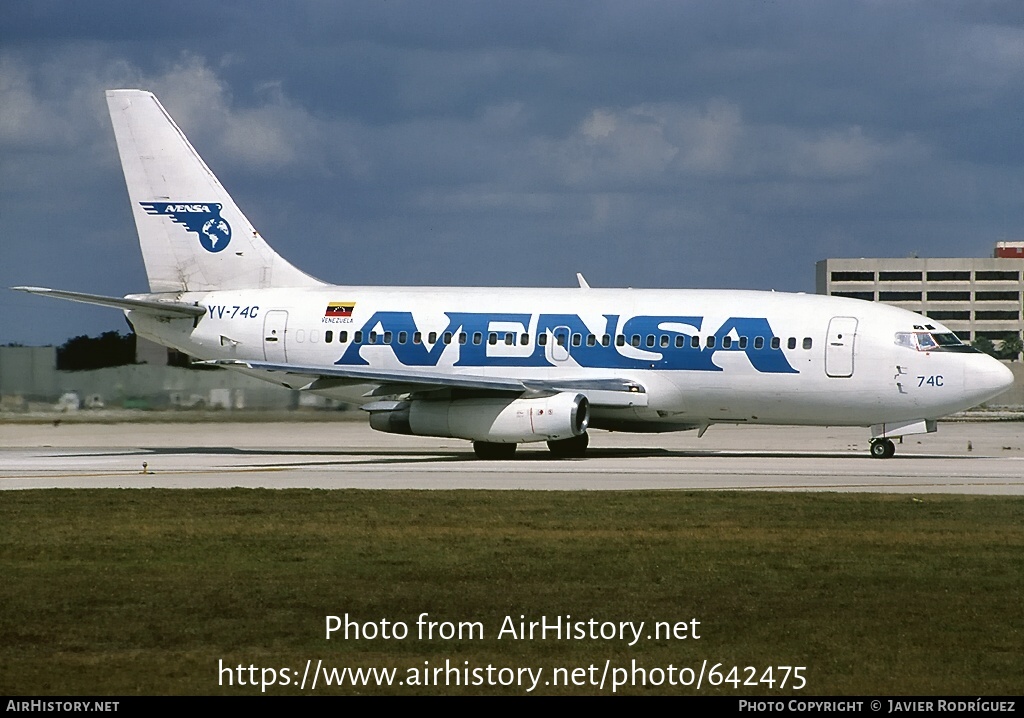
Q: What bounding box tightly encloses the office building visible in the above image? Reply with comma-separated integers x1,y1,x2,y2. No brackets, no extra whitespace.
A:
816,242,1024,346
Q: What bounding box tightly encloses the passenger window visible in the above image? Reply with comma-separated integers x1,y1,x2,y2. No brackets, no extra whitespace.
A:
572,334,581,347
754,336,764,349
537,334,547,346
310,330,319,343
340,331,348,343
368,331,377,344
722,336,732,349
489,333,498,345
555,333,565,347
691,335,700,348
413,331,422,344
788,337,797,350
587,334,596,347
646,335,655,348
631,335,641,347
802,337,812,350
398,331,407,344
771,337,780,350
521,333,529,346
601,335,611,347
383,331,393,344
459,332,468,345
474,332,483,345
616,335,625,347
354,331,363,344
706,336,716,348
738,337,747,349
675,335,684,348
443,332,453,344
325,330,333,343
660,335,670,348
428,331,437,344
505,333,515,346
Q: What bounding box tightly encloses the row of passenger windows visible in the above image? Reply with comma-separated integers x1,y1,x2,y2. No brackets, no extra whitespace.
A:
831,270,1020,282
293,329,815,350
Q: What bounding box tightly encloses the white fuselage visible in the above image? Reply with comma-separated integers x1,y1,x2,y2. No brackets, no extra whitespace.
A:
126,286,1012,430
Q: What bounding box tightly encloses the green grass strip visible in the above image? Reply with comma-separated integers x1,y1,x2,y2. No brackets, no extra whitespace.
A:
1,490,1021,695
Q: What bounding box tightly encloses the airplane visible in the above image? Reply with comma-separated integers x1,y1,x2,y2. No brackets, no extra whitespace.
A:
14,89,1015,459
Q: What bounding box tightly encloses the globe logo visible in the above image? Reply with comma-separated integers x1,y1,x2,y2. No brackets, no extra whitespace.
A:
138,201,233,253
200,217,232,253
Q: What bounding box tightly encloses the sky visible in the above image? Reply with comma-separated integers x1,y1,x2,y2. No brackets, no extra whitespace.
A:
2,1,1023,345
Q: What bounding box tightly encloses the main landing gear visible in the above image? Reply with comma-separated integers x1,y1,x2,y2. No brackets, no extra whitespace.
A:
869,438,896,459
472,441,518,460
547,432,589,458
472,432,591,460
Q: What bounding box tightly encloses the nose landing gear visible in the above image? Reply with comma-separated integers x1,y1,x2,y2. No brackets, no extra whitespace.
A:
869,438,896,459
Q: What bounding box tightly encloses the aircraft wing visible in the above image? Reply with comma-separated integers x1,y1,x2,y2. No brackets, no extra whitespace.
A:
210,359,648,407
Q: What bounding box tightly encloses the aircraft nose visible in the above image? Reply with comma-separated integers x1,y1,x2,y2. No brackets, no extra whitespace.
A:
967,355,1014,404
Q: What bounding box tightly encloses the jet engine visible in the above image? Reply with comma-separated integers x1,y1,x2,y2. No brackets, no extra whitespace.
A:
368,392,589,443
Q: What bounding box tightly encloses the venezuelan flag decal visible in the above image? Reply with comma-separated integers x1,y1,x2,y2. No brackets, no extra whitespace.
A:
325,302,356,318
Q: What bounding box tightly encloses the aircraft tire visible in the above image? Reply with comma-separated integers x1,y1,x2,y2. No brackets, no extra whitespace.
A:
547,432,589,458
473,441,518,460
869,439,896,459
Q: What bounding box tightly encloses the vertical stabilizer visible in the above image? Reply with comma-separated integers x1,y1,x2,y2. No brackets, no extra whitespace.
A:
105,89,323,292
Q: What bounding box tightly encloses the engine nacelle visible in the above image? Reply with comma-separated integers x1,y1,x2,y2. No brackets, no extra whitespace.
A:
368,392,590,443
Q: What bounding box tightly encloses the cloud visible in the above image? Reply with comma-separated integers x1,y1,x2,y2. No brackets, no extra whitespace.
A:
0,57,53,147
581,109,616,140
0,50,328,173
135,55,321,173
541,98,929,193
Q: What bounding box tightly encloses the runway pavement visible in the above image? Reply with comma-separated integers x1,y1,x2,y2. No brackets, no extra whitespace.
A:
1,419,1022,493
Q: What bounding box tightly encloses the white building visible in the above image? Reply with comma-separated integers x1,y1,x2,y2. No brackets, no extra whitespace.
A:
816,242,1024,348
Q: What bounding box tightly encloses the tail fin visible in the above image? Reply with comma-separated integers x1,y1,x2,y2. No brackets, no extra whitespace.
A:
105,89,323,293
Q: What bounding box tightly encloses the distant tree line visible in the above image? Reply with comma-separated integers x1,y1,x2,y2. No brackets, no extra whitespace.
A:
54,331,204,370
57,331,136,371
974,333,1023,362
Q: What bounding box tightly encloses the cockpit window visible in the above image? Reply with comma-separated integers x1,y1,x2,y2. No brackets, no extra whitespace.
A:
894,332,915,349
931,333,963,347
894,331,977,353
916,333,937,350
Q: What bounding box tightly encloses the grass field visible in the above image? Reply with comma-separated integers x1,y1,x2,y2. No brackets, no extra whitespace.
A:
1,490,1021,695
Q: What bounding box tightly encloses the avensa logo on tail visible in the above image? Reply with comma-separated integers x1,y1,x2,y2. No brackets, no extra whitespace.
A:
140,202,232,253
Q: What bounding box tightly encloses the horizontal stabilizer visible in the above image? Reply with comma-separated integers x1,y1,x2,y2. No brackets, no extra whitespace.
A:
12,286,205,318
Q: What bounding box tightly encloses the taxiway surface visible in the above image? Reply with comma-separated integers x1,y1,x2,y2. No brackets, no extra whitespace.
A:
2,420,1022,493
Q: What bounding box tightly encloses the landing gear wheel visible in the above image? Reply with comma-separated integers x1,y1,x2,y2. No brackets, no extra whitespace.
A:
547,432,589,458
473,441,517,460
869,438,896,459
